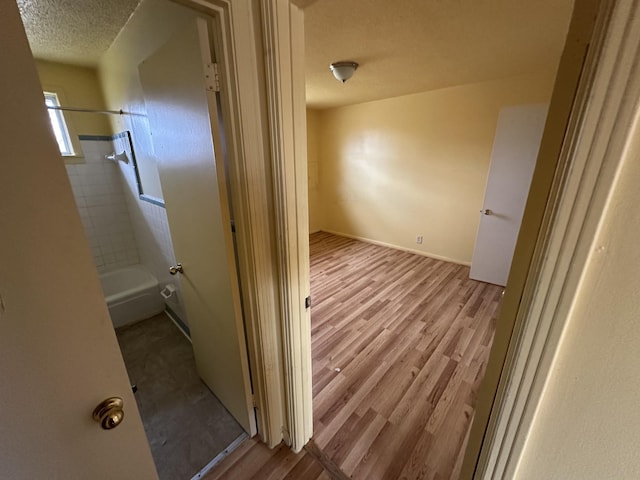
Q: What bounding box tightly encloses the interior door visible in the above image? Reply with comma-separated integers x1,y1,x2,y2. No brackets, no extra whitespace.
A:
0,3,157,478
470,103,548,286
138,18,255,434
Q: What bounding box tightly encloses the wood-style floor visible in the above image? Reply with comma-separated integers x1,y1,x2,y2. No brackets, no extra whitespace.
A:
203,437,331,480
309,232,501,479
206,232,502,479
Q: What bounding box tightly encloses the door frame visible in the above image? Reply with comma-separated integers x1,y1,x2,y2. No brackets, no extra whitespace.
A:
172,0,289,447
194,0,313,452
468,0,638,476
259,0,313,452
188,0,629,465
206,0,312,451
463,0,608,473
264,0,635,470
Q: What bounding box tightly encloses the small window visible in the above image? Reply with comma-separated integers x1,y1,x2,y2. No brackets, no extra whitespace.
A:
44,91,75,156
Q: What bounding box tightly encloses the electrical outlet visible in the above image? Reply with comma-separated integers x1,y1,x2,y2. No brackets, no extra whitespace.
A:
416,235,423,245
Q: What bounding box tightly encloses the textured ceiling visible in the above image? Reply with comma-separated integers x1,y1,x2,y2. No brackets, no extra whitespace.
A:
17,0,141,66
305,0,574,109
16,0,573,107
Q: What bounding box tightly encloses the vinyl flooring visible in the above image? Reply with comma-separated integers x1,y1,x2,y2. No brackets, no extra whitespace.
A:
309,232,501,479
205,232,502,479
202,437,332,480
116,313,245,480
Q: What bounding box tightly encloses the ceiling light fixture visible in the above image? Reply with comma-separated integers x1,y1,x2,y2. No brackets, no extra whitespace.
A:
330,61,358,83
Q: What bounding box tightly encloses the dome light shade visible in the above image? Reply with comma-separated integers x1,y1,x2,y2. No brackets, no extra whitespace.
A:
330,61,358,83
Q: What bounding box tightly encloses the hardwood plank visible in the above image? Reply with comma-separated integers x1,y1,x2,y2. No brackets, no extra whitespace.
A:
310,232,501,479
304,439,352,480
202,438,328,480
202,437,262,480
204,232,500,480
280,454,319,480
339,409,388,476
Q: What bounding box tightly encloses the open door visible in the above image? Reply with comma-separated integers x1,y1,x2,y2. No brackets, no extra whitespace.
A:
470,103,548,286
0,3,157,478
138,17,255,434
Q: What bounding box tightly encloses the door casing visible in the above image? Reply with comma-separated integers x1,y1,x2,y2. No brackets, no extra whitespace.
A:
164,0,291,448
263,0,626,473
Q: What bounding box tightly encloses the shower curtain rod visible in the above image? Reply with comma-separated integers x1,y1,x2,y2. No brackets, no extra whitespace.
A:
46,105,127,115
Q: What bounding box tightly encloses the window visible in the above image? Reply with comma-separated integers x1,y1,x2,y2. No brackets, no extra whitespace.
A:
44,91,75,156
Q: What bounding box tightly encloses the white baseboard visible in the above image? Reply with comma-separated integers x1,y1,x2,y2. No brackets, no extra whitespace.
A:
320,229,471,267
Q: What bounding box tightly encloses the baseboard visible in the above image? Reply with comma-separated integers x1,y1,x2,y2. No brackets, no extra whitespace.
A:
321,229,471,267
164,304,191,340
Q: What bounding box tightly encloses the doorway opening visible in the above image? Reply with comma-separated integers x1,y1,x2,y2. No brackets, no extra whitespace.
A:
18,0,254,478
302,0,573,477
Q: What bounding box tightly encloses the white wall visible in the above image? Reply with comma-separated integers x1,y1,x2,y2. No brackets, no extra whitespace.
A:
514,120,640,478
112,133,186,320
97,0,200,323
37,52,189,321
0,1,157,475
66,138,139,273
98,0,198,201
65,135,185,321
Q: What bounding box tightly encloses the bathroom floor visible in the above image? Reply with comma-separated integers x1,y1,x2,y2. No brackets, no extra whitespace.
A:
115,313,245,480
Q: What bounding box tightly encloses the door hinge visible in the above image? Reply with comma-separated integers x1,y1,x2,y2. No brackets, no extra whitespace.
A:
252,395,257,409
305,296,311,309
204,62,221,92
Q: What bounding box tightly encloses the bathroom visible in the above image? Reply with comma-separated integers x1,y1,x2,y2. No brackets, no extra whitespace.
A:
23,1,252,478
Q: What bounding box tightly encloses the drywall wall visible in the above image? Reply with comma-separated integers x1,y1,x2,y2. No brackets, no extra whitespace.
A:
0,1,157,476
34,60,112,140
307,108,322,232
67,138,140,273
514,118,640,478
317,71,555,264
98,0,198,201
460,1,596,475
97,0,197,323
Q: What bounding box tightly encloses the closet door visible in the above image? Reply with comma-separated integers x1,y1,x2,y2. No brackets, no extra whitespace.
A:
470,104,548,286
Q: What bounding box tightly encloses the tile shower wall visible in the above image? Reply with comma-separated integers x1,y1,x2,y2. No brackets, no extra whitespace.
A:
112,133,188,323
66,139,139,272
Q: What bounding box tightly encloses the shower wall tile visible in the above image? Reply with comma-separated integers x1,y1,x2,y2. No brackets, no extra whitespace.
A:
66,139,140,273
65,135,187,325
113,134,188,324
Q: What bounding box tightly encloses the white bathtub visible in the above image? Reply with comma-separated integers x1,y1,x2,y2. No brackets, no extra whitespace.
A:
99,266,165,328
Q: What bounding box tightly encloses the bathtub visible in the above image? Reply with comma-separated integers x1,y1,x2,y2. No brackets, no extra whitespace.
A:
99,265,165,328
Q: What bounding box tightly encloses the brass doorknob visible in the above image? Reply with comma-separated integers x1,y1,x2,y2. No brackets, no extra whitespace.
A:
169,263,183,275
93,397,124,430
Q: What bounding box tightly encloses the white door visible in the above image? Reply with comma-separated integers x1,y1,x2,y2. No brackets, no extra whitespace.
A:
138,18,255,434
0,3,157,478
470,104,548,286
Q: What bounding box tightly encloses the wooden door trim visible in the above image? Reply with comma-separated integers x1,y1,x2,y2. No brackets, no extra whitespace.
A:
259,0,313,452
173,0,288,446
267,0,634,474
463,0,640,477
